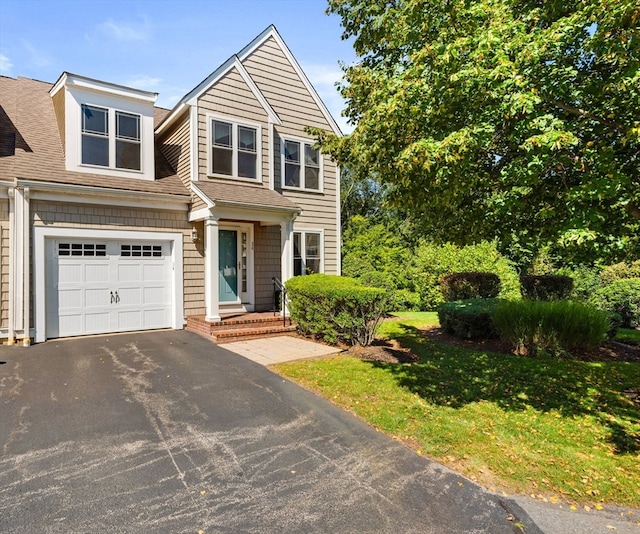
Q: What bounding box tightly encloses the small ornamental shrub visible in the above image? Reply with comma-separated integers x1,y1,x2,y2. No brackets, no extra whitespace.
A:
413,241,520,310
520,275,574,301
593,278,640,329
492,300,609,357
437,299,501,339
556,265,602,303
599,261,640,286
440,272,501,301
285,274,391,346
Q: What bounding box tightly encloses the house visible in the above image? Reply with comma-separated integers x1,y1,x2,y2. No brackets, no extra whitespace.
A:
0,25,342,346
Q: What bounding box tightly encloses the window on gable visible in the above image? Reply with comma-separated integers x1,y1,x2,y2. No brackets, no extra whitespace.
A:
293,231,322,276
81,104,141,171
211,119,258,180
283,139,321,191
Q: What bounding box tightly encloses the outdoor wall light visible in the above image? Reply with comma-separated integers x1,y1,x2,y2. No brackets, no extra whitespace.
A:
191,226,199,243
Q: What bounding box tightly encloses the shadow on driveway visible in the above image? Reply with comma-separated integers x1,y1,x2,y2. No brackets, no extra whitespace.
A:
0,330,537,533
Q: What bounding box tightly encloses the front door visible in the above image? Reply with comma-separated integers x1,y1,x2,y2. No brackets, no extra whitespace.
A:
219,230,238,303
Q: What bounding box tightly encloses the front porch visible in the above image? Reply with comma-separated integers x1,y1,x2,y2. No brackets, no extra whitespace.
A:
186,312,297,344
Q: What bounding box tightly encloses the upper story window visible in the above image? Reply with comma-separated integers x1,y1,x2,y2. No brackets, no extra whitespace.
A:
210,118,259,180
81,105,141,171
283,139,321,191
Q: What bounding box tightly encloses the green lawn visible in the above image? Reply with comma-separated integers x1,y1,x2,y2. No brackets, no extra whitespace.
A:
273,312,640,508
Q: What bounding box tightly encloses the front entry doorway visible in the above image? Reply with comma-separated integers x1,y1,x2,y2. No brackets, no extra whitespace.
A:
218,224,253,310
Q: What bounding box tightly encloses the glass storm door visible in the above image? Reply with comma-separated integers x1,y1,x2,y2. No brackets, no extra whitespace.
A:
219,230,238,302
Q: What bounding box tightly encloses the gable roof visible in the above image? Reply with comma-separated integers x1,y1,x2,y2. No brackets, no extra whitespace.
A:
158,25,342,136
238,25,342,136
0,76,189,198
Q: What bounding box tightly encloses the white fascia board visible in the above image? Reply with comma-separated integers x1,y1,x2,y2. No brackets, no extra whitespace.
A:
18,180,189,211
59,72,158,104
183,56,237,105
212,204,299,224
239,26,343,137
190,183,215,209
155,102,189,136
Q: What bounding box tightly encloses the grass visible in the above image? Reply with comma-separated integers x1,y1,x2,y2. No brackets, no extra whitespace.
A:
273,312,640,508
617,328,640,345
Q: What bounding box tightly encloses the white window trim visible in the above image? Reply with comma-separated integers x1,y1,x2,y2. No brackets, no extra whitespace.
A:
80,104,143,174
281,136,324,193
206,113,262,182
293,228,324,276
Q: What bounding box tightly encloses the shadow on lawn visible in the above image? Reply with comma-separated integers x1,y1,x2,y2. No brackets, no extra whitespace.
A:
377,324,640,455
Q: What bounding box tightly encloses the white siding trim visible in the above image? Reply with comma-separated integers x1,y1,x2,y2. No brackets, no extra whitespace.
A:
190,105,199,182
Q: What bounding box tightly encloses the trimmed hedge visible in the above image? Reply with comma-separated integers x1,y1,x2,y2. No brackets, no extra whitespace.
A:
285,274,391,346
599,261,640,286
520,275,574,301
437,298,501,339
440,272,501,301
593,278,640,329
492,300,609,357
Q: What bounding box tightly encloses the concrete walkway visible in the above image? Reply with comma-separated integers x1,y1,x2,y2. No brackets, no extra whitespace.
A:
222,335,342,365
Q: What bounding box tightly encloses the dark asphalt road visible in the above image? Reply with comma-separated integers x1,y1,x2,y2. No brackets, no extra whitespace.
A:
1,330,538,533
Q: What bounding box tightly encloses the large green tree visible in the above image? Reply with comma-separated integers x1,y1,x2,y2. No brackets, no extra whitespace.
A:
318,0,640,264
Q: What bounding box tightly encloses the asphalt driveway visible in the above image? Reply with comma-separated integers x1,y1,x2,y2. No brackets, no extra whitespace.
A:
1,330,537,533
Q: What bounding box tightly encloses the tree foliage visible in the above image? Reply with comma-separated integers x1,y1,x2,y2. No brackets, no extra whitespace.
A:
319,0,640,264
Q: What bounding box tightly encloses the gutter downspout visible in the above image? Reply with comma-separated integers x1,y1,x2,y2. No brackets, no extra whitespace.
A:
7,187,15,345
22,187,30,346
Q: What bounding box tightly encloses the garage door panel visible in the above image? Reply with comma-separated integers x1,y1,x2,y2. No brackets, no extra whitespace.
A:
142,264,165,281
143,309,168,328
118,263,142,283
58,263,84,284
85,312,112,333
118,287,142,305
143,286,166,305
85,288,111,308
84,263,110,283
46,239,173,339
116,310,142,329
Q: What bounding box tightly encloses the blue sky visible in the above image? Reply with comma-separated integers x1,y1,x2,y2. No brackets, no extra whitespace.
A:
0,0,357,132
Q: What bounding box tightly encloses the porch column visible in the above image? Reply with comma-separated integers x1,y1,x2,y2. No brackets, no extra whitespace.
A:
280,218,294,316
204,217,221,322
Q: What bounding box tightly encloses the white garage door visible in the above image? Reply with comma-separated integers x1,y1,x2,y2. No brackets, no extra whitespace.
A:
45,239,172,339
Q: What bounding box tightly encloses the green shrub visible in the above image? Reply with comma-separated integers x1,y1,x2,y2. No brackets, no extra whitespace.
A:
520,275,574,301
440,272,501,301
392,289,421,311
556,265,602,303
599,260,640,286
492,300,609,357
413,241,520,310
437,299,501,339
593,278,640,329
285,274,391,346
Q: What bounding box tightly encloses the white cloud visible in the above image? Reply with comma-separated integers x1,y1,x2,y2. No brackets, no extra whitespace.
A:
126,75,162,90
0,53,13,74
21,39,51,68
97,17,150,42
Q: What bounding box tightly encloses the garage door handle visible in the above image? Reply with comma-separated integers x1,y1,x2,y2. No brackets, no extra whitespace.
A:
110,291,115,304
115,291,120,304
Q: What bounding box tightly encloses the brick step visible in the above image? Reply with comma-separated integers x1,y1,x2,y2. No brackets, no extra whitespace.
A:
212,324,298,344
186,314,296,344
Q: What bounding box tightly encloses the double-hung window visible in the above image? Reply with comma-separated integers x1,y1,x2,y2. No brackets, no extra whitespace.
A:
293,231,322,276
283,139,321,191
81,105,141,171
211,118,259,180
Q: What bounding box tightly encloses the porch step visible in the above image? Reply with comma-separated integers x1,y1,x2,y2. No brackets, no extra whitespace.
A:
186,313,297,344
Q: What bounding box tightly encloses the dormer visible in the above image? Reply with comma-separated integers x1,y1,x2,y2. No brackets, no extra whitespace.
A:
49,72,158,181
